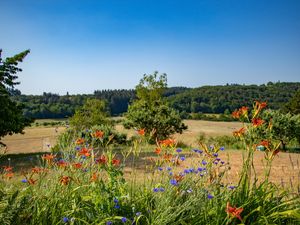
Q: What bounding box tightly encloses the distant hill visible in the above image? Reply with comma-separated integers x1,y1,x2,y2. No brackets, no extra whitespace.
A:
11,82,300,119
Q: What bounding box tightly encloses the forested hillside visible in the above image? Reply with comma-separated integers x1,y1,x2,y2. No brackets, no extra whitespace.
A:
11,82,300,119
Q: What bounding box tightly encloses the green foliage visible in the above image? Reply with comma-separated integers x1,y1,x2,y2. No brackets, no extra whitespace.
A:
284,89,300,115
0,49,32,144
124,72,187,141
69,99,110,130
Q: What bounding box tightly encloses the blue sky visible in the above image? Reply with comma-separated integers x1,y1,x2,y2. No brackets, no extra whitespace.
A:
1,0,300,94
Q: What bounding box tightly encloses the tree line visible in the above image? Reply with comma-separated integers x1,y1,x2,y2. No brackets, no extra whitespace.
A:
10,82,300,119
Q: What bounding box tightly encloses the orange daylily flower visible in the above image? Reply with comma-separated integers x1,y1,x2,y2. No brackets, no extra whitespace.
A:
42,154,55,161
79,147,91,157
232,109,241,119
259,140,270,148
90,172,98,182
254,101,267,110
163,153,173,162
154,148,161,155
112,158,120,166
4,172,14,179
57,160,68,168
272,149,280,157
252,118,264,127
31,167,43,174
75,138,85,145
138,128,145,136
233,127,246,137
72,163,82,169
226,202,243,221
174,174,184,183
96,155,107,164
28,178,37,185
3,166,13,172
60,176,71,185
160,139,176,147
92,130,104,138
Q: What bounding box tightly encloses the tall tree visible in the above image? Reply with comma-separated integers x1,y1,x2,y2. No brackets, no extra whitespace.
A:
124,72,187,141
0,49,31,146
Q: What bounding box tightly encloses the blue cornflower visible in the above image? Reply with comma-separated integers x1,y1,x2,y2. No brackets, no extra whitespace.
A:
113,198,119,203
114,204,120,209
184,169,190,174
21,179,27,183
228,185,236,190
106,221,113,225
159,187,165,192
136,212,141,216
180,156,185,161
202,160,207,165
207,194,214,199
214,161,218,165
189,168,194,173
158,167,163,171
200,174,204,177
221,161,225,165
81,155,87,159
170,179,178,186
75,146,81,150
176,148,182,153
213,153,218,157
187,188,193,193
121,217,127,223
168,172,173,176
209,145,214,150
62,217,69,223
153,188,159,192
198,167,203,172
166,167,172,171
215,157,221,161
220,146,225,151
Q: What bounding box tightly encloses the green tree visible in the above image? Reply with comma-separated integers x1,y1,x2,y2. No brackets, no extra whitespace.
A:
124,72,187,141
69,98,110,129
0,49,31,146
284,89,300,114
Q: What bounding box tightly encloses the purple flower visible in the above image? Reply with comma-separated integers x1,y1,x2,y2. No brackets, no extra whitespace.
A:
187,188,193,193
202,160,207,165
113,198,119,203
153,188,159,192
121,217,127,223
62,217,69,223
207,194,214,199
166,167,172,171
176,148,182,153
158,167,163,171
168,172,173,176
221,161,225,165
220,146,225,151
106,222,113,225
213,161,218,165
75,146,81,150
215,158,221,161
21,179,27,183
184,169,190,174
180,156,185,161
198,167,203,172
114,204,120,209
213,153,218,157
228,185,236,190
136,212,141,216
159,187,165,192
170,179,178,186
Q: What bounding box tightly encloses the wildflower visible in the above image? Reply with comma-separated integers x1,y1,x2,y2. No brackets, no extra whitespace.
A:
91,172,98,182
136,212,141,216
75,138,85,145
220,146,225,151
113,198,119,203
187,188,193,193
202,160,207,165
232,109,241,119
193,149,203,154
154,148,161,154
137,129,145,136
114,204,120,209
233,127,246,137
63,217,69,223
92,130,104,138
57,160,68,168
159,187,165,192
42,154,55,161
207,194,214,199
106,222,113,225
198,167,204,172
176,148,182,153
180,156,185,161
75,146,81,150
170,179,178,186
259,140,269,148
153,188,159,192
158,167,163,171
31,167,43,174
96,155,107,164
221,161,225,165
60,176,71,185
184,169,190,174
160,139,176,147
174,174,184,182
112,158,120,166
4,172,14,179
163,153,172,162
79,147,90,157
213,153,218,157
166,167,172,171
121,217,127,223
226,202,243,221
21,179,27,183
228,185,236,190
72,163,82,169
3,166,13,172
252,118,264,127
272,149,280,157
